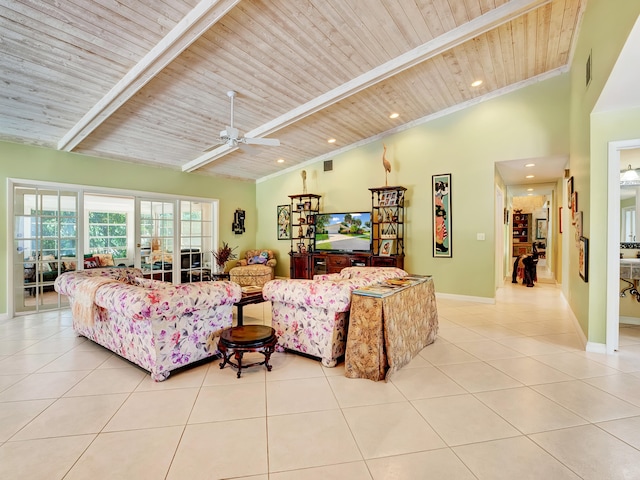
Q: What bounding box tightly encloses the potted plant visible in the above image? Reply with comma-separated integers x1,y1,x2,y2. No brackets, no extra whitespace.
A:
212,242,238,273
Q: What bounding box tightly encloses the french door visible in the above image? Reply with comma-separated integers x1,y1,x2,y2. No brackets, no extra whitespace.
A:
137,199,175,282
9,181,217,317
136,199,215,283
13,185,79,313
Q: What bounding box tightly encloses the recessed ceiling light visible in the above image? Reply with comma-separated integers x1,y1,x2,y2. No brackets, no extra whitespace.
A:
276,158,284,164
471,80,483,87
389,112,400,119
525,163,535,167
527,188,534,191
526,175,535,179
528,193,533,196
327,138,336,144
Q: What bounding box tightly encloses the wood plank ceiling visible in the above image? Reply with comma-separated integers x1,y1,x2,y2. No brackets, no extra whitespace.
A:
0,0,584,181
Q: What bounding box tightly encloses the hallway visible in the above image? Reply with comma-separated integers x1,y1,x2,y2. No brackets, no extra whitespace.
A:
1,282,640,479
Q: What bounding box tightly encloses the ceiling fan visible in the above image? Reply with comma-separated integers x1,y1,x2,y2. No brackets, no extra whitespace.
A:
205,90,280,152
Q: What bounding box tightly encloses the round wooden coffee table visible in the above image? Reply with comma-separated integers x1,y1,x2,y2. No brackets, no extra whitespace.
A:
218,325,277,378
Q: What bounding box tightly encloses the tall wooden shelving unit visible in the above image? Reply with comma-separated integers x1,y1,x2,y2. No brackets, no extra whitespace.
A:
369,186,406,267
288,193,321,279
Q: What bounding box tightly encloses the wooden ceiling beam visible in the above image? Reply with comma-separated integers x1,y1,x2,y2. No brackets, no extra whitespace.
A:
57,0,241,152
182,0,551,173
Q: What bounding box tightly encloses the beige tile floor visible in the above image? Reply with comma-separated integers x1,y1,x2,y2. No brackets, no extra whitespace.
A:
1,283,640,479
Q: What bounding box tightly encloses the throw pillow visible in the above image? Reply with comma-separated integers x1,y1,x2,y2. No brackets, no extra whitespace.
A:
95,253,115,267
260,251,269,260
83,256,100,269
41,254,57,272
248,255,267,265
61,257,77,272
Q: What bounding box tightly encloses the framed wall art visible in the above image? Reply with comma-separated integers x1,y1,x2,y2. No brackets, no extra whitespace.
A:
432,173,452,257
379,238,394,256
536,218,547,239
277,204,291,240
579,236,589,282
567,176,574,208
559,207,563,233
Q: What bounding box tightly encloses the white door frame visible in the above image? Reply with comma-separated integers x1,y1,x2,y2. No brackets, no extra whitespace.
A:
495,185,505,288
607,138,640,353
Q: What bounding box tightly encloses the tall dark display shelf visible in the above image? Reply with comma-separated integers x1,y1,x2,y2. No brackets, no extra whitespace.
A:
369,186,406,267
288,194,321,279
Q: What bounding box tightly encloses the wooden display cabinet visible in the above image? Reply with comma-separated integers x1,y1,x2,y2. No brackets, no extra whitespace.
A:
369,186,406,261
288,193,321,278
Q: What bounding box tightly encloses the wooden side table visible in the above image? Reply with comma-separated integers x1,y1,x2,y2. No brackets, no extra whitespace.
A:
210,272,230,281
234,288,265,326
218,325,277,378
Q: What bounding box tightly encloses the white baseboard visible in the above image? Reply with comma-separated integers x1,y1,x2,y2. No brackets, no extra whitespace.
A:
586,342,607,354
435,292,495,304
619,316,640,326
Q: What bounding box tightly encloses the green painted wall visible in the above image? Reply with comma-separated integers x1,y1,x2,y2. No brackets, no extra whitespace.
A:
567,0,640,342
256,74,571,299
0,141,256,316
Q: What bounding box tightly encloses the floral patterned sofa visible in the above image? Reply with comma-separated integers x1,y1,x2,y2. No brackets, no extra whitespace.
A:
55,267,242,381
262,266,408,367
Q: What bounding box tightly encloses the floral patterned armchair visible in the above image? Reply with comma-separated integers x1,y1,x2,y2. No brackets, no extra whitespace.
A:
262,267,407,367
55,267,241,381
229,249,277,286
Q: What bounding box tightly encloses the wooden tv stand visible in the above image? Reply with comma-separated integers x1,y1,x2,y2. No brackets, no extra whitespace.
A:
290,252,404,279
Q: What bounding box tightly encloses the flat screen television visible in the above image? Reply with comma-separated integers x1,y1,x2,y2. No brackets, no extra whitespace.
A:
314,212,372,252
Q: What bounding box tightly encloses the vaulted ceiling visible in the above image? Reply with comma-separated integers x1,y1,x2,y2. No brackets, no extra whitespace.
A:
1,0,584,181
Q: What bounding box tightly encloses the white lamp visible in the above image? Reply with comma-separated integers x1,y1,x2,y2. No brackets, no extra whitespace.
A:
620,164,640,186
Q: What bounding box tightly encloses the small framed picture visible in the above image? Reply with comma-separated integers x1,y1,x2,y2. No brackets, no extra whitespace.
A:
306,214,315,224
277,204,291,240
386,191,398,206
379,239,394,256
579,236,589,282
559,207,563,233
567,176,574,208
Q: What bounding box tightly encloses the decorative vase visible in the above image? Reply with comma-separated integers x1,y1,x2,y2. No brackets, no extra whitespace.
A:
213,263,225,275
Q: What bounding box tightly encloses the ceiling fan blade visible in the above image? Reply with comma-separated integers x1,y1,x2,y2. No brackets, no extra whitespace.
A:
243,137,280,147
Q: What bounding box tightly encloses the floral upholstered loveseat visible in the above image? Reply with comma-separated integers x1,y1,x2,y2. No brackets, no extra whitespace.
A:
55,267,242,381
262,267,408,367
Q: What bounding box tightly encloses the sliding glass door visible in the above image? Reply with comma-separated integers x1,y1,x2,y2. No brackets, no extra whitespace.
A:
13,185,79,313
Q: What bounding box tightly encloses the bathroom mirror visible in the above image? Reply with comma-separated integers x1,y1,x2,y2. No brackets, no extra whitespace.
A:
620,150,640,244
